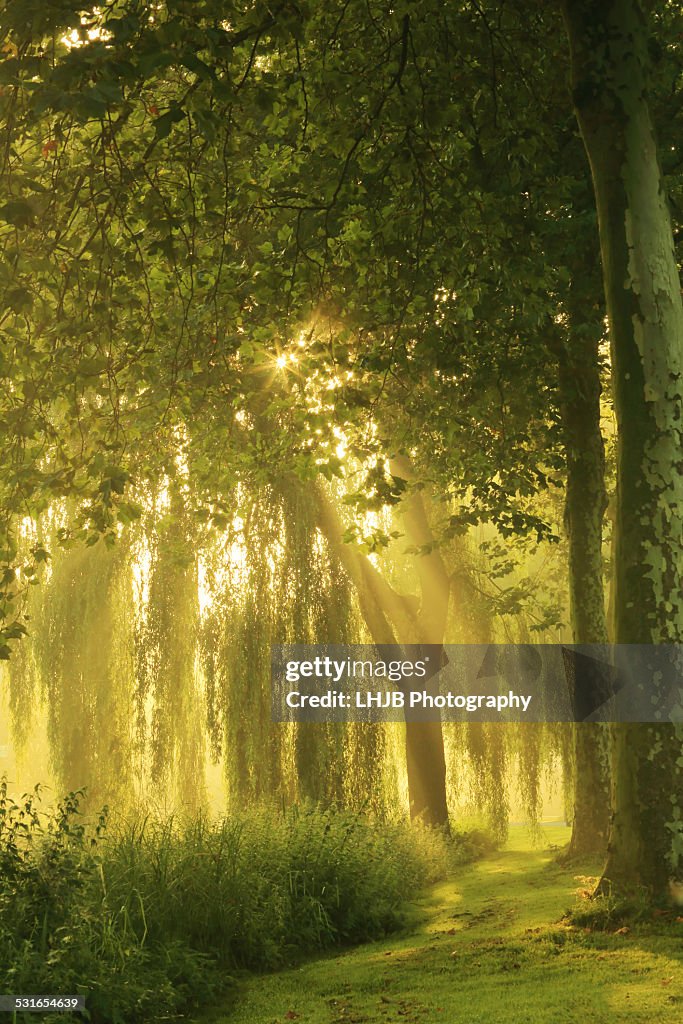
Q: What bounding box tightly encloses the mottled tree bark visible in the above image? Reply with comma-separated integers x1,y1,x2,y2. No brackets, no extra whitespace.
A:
562,0,683,896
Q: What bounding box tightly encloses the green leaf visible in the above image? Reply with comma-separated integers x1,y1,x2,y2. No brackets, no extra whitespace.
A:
153,106,186,140
0,199,35,227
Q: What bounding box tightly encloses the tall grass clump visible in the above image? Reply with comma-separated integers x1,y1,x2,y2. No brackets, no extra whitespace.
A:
0,778,474,1023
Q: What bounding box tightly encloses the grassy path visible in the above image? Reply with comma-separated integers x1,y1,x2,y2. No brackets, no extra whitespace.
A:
206,826,683,1024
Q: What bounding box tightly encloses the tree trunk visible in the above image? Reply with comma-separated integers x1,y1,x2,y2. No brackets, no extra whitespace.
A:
390,456,451,828
312,479,450,828
557,268,611,858
562,0,683,896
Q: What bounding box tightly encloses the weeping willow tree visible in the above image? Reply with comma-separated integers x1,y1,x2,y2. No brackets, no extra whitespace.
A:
3,470,409,817
309,465,573,836
197,475,400,813
3,453,571,838
441,531,570,840
8,516,137,809
133,482,208,814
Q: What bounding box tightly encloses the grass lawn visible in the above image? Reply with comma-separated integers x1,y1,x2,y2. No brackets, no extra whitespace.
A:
202,824,683,1024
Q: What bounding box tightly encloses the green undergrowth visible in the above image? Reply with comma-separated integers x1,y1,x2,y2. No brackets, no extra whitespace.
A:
210,825,683,1024
0,778,484,1023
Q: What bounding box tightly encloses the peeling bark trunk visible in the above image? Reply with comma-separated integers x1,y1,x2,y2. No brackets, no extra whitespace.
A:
562,0,683,896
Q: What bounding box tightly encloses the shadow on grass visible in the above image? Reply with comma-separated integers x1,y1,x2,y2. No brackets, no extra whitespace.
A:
209,826,683,1024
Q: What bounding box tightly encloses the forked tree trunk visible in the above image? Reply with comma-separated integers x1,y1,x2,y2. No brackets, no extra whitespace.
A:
562,0,683,896
390,456,451,829
313,476,450,829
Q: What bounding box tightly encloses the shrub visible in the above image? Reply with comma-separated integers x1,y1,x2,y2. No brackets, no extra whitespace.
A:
0,779,480,1023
